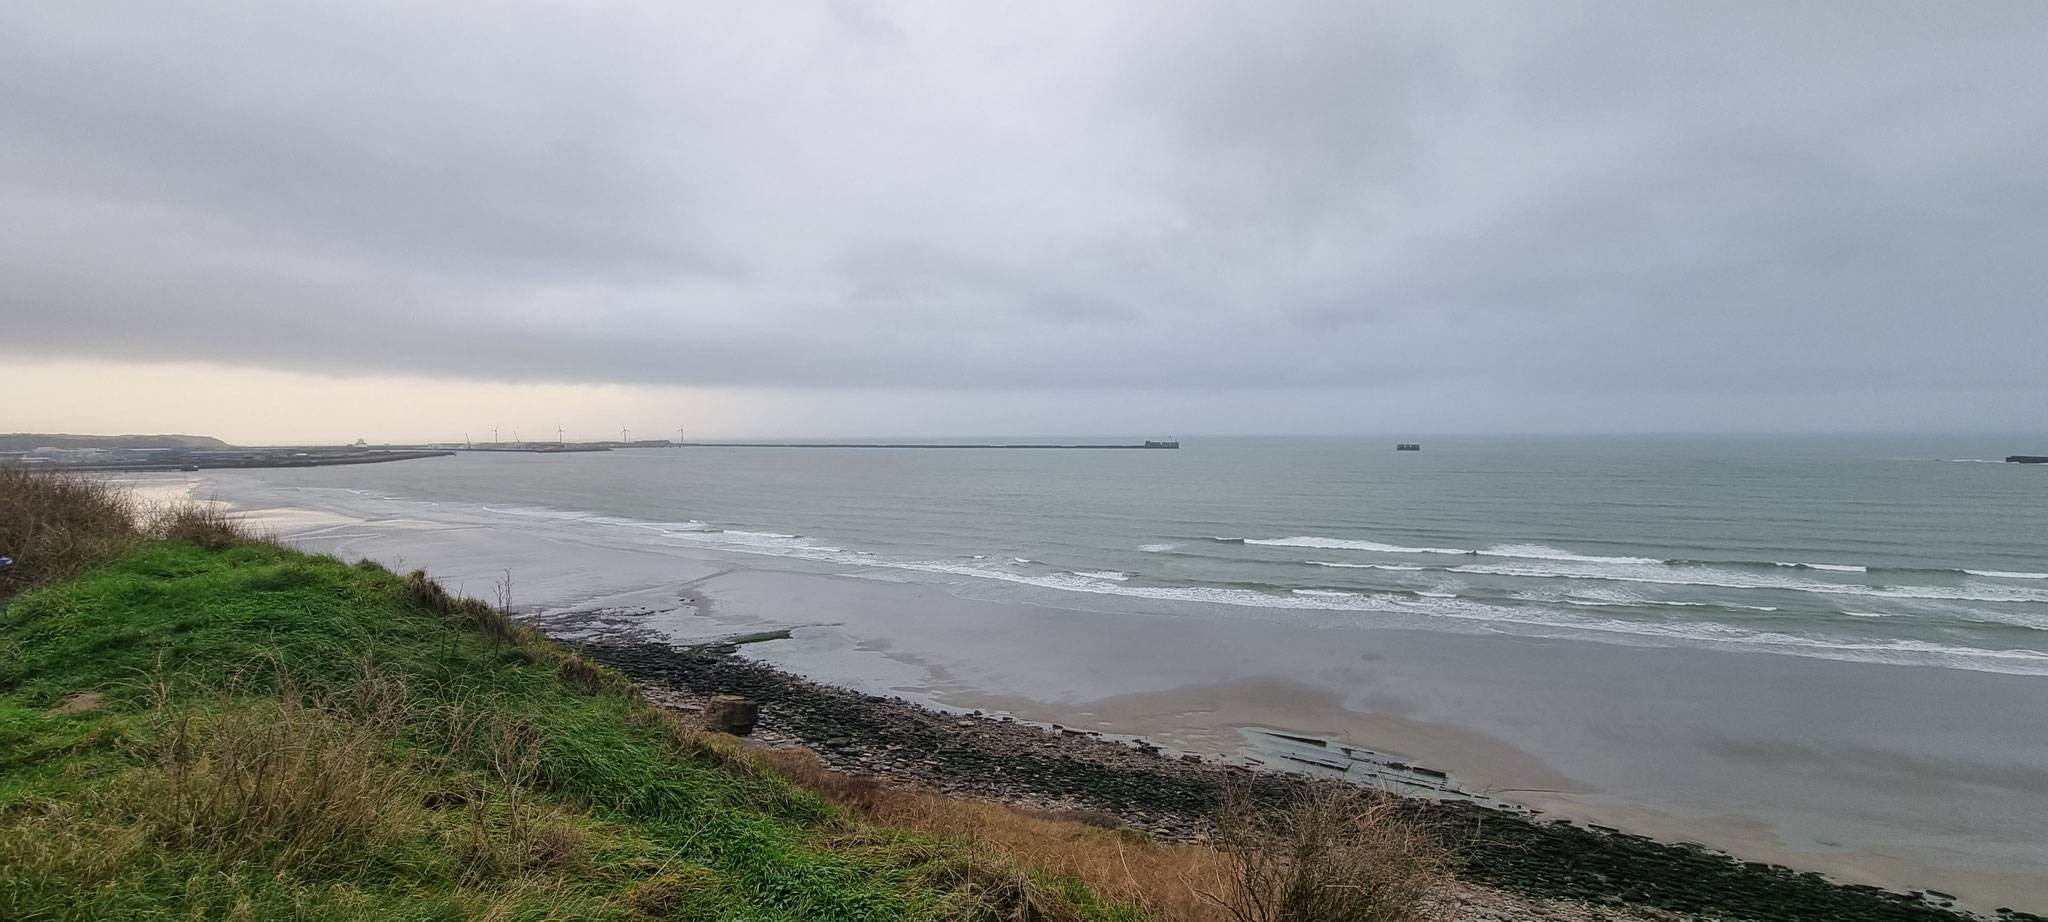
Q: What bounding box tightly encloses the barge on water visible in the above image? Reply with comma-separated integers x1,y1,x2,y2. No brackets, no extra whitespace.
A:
2009,455,2048,463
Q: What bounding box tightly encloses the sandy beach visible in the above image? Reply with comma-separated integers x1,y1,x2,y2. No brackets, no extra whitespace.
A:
167,471,2048,915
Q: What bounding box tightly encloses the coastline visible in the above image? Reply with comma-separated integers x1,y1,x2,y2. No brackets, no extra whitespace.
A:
567,631,1995,921
157,471,2048,917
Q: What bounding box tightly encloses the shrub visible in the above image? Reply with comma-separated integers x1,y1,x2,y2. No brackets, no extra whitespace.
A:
0,465,139,599
143,500,251,549
1202,784,1446,922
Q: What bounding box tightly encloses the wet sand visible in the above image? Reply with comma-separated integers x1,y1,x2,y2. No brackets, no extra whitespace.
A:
181,473,2048,914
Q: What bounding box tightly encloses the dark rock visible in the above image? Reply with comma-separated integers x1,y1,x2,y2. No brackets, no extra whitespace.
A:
703,694,758,735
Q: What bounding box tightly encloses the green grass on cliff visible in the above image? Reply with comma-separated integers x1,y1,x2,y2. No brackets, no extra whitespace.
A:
0,538,1145,921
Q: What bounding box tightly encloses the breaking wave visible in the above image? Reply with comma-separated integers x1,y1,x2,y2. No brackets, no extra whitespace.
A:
338,495,2048,677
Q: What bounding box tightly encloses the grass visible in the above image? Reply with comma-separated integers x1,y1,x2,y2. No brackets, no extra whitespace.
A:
0,536,1152,921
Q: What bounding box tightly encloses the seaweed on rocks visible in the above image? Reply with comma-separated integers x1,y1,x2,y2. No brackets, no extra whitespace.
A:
579,638,1985,922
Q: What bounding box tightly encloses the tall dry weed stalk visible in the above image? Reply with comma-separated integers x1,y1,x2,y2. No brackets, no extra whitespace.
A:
1201,784,1446,922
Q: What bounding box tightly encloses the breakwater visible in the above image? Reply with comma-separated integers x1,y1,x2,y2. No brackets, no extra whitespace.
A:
456,445,613,453
681,441,1179,450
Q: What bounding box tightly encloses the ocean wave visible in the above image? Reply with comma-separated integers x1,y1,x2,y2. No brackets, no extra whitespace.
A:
801,559,2048,674
1442,557,2048,604
1240,536,1663,567
1136,542,1181,553
1242,535,2040,587
649,526,840,554
1515,587,1779,613
1937,607,2048,632
1695,559,2048,581
1775,562,1867,573
1479,543,1659,565
659,518,2043,628
1239,536,1469,554
451,502,2048,675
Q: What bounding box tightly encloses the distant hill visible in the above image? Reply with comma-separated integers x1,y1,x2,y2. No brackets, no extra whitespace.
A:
0,433,232,451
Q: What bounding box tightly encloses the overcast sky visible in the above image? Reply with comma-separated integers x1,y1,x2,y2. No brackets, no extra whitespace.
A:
5,2,2045,442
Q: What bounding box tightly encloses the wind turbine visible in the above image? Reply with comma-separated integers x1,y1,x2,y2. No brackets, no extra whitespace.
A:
557,425,565,445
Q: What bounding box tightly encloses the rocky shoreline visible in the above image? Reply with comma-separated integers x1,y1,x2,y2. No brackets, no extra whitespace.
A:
574,633,2023,922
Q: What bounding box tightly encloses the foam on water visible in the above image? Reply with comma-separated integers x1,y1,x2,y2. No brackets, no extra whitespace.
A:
1479,543,1660,565
467,504,2048,676
1239,536,1470,554
1445,559,2048,605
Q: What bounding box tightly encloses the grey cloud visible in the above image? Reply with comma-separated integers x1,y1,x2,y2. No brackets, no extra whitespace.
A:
3,1,2046,428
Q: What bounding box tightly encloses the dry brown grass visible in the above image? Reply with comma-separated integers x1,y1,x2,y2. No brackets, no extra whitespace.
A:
0,464,139,599
754,746,1246,922
752,748,1449,922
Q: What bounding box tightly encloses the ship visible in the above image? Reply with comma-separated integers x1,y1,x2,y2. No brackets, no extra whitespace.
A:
1396,443,1421,451
1143,440,1180,449
2008,455,2048,464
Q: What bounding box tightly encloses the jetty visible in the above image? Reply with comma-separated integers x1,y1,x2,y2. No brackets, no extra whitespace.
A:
679,441,1179,450
457,444,612,453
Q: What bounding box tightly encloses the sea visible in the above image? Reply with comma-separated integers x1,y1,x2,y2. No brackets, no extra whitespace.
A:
201,434,2048,677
